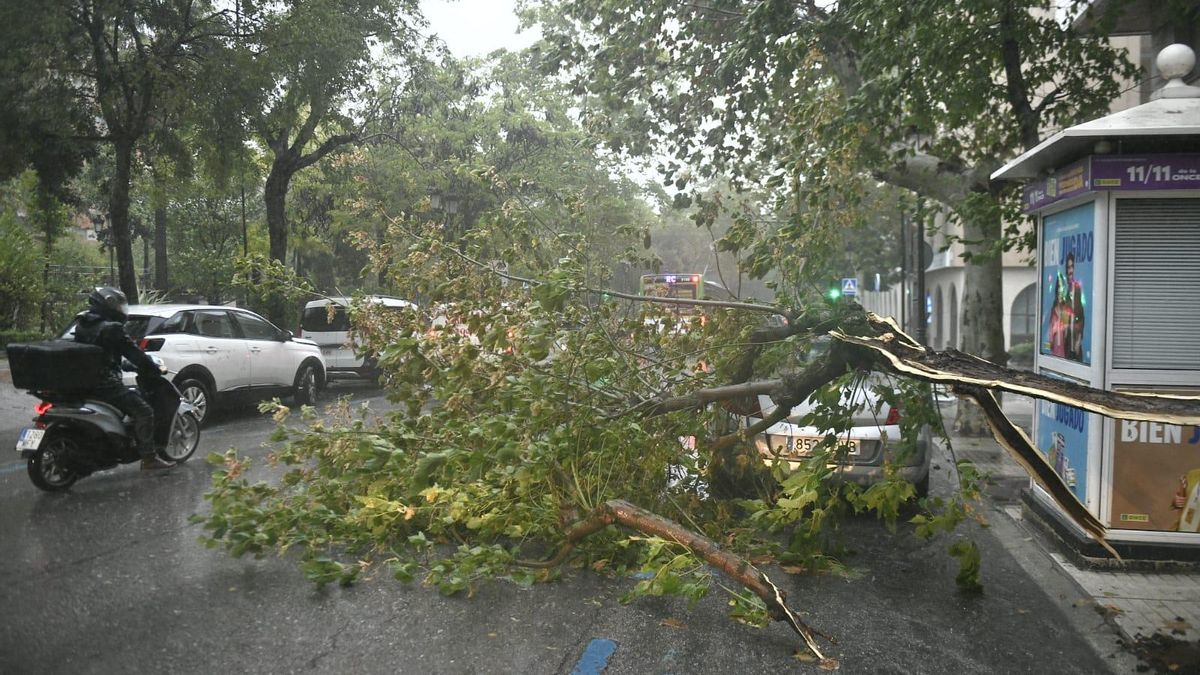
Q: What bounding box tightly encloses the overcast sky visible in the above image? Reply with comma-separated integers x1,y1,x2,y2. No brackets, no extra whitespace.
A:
420,0,541,59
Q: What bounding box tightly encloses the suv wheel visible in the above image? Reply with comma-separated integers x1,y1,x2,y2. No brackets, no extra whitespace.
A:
178,378,212,426
294,363,319,406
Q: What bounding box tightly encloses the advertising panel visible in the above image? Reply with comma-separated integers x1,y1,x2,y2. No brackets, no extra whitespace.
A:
1111,405,1200,532
1090,154,1200,190
1035,392,1091,504
1040,202,1094,365
1022,154,1200,212
1023,157,1091,211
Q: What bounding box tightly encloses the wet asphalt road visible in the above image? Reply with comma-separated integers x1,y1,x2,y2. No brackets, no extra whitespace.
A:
0,380,1142,674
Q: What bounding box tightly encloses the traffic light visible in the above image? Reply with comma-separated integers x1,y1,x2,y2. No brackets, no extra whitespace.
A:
826,278,842,301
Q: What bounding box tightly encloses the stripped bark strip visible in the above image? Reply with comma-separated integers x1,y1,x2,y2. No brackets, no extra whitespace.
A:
952,384,1120,559
520,499,830,661
832,329,1200,425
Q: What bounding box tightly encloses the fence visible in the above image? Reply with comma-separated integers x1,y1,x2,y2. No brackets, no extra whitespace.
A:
38,264,154,333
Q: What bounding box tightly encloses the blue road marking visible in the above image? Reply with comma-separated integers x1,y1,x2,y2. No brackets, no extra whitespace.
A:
1,461,25,476
571,638,617,675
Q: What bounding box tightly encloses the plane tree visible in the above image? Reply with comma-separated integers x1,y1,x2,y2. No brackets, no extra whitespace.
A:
526,0,1139,433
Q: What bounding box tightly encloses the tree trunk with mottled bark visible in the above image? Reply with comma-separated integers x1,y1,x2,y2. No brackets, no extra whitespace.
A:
955,199,1006,435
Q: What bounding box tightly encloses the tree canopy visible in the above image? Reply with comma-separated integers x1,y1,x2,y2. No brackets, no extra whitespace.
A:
529,0,1138,430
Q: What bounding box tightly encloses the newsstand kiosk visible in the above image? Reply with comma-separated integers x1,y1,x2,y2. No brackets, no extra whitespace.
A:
992,44,1200,558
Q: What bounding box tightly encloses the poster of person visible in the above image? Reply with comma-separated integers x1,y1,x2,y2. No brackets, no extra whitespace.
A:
1040,202,1094,365
1035,395,1091,504
1110,417,1200,532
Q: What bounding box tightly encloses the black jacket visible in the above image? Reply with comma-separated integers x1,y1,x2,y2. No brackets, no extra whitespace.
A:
73,311,158,383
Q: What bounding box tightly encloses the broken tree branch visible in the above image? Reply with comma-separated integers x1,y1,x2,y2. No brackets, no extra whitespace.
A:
953,383,1118,559
518,499,834,665
834,314,1200,425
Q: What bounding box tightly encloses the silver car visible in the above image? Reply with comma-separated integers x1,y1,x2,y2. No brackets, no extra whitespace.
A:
730,340,932,496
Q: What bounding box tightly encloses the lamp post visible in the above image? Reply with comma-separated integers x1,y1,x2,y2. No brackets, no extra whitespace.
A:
429,189,462,248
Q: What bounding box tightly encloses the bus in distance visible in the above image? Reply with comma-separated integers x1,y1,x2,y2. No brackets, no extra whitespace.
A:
640,273,705,306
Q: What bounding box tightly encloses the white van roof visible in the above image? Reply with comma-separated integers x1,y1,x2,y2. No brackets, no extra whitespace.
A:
305,295,416,309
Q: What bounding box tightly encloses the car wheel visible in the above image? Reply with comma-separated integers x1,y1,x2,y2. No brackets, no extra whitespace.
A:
177,378,212,426
28,433,80,492
293,363,319,406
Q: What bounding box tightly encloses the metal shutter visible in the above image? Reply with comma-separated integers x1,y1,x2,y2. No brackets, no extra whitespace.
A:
1112,198,1200,370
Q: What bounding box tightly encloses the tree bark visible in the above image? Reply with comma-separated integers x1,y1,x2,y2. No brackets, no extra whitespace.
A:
524,499,834,665
954,200,1006,435
110,139,140,303
265,159,292,264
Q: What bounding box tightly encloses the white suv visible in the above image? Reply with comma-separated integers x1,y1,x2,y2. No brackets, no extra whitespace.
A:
65,304,326,425
300,296,416,382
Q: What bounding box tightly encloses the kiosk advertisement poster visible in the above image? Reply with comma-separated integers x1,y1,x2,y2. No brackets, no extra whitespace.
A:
1035,375,1090,504
1040,202,1094,365
1111,408,1200,532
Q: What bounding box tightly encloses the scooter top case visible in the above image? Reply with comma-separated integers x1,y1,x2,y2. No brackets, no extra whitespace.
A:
6,340,108,393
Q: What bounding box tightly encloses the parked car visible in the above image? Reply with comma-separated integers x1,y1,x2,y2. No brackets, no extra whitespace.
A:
62,305,326,425
726,339,931,497
300,296,416,382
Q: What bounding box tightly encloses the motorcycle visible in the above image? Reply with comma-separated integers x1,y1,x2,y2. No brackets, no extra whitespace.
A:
14,358,201,492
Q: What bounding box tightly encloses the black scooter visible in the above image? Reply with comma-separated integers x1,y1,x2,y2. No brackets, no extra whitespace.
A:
15,362,201,492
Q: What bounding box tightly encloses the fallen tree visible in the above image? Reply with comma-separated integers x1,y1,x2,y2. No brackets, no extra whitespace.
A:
199,277,1198,663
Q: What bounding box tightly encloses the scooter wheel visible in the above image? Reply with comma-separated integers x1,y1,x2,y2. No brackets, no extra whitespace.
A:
28,433,80,492
160,412,200,464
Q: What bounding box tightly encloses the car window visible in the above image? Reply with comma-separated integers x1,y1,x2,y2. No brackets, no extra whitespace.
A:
302,304,350,332
233,311,281,340
807,338,831,362
150,311,189,335
192,310,236,339
126,315,166,339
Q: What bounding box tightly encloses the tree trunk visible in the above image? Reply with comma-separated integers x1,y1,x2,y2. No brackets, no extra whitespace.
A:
265,160,292,264
36,186,58,334
954,200,1006,436
110,139,140,304
154,203,168,291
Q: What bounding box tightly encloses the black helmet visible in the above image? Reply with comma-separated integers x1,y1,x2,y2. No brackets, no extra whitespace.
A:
88,286,129,321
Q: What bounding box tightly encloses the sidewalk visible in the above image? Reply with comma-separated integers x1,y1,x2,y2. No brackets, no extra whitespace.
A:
944,395,1200,666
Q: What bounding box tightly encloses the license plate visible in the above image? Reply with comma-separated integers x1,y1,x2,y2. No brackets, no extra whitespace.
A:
16,428,44,452
770,435,860,459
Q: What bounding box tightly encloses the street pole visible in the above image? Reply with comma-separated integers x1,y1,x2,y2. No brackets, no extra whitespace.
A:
899,207,907,332
915,211,927,346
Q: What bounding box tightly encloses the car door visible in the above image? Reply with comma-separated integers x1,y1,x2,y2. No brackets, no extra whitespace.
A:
231,311,294,389
189,309,251,392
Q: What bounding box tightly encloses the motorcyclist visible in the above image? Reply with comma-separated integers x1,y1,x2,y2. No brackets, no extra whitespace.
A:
73,287,175,471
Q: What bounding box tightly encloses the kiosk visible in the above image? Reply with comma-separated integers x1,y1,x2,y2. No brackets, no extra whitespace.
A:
993,45,1200,555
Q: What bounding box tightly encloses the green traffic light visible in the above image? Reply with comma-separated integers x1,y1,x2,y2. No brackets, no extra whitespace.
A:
828,288,842,300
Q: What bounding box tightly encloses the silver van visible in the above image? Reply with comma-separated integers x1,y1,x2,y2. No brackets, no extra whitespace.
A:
300,296,415,382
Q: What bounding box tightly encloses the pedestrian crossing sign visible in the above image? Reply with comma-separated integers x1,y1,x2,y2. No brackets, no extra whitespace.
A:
841,277,858,297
